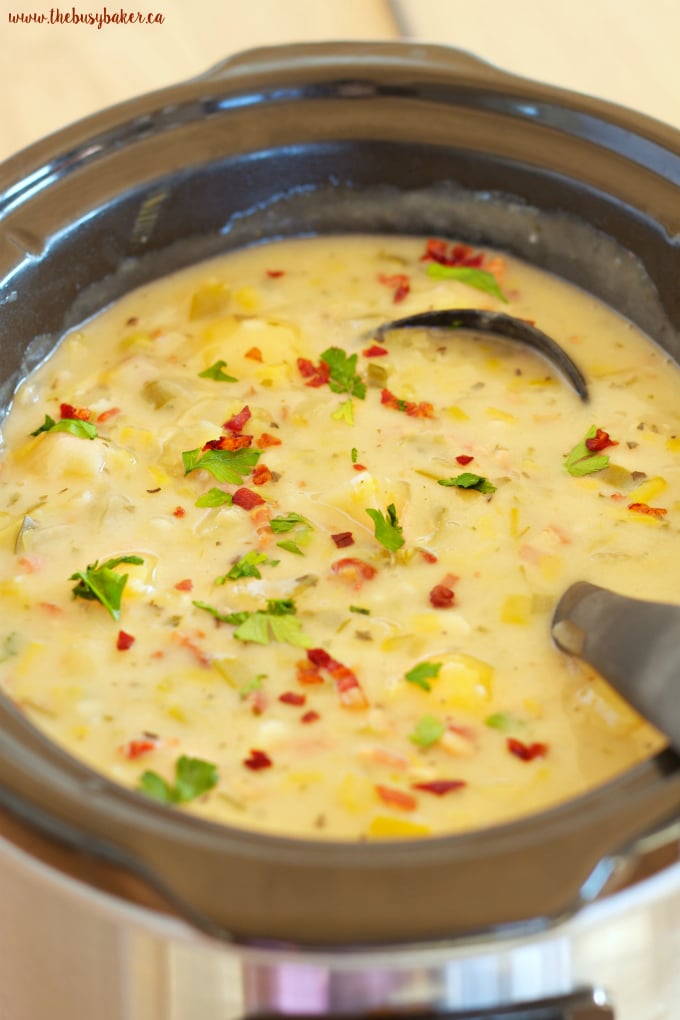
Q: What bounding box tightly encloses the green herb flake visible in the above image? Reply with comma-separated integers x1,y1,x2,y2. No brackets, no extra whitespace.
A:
409,714,446,748
349,605,370,615
331,398,355,425
30,414,98,440
276,540,304,555
320,347,367,399
216,550,278,583
269,512,313,534
564,426,611,477
239,674,266,699
195,488,233,508
351,447,359,464
70,555,144,620
365,502,405,552
198,359,237,382
0,632,20,663
405,661,442,692
139,755,219,805
426,263,508,303
437,472,497,494
192,600,247,625
182,446,261,484
193,598,312,648
485,712,520,733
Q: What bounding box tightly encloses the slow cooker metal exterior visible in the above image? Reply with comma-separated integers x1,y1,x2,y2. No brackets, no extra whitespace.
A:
0,41,679,1020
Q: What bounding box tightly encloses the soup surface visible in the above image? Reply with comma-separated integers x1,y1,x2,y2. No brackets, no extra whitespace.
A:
0,235,677,840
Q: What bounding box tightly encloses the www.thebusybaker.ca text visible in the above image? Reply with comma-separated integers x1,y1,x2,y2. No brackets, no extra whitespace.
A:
8,7,165,27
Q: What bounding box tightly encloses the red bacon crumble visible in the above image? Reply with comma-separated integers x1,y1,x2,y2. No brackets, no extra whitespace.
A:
628,502,668,518
174,579,193,592
60,402,91,421
223,405,251,433
456,454,474,465
429,584,455,609
279,691,306,707
585,428,618,452
243,749,273,771
331,531,354,548
121,738,156,759
507,737,548,762
232,487,265,510
411,780,467,796
266,269,285,278
116,630,136,651
419,549,438,564
296,659,325,686
173,506,186,518
301,710,320,724
257,432,282,448
245,346,263,362
421,238,484,268
251,464,273,486
203,434,253,451
306,648,368,709
362,344,389,357
297,356,331,388
331,557,377,586
377,272,411,303
375,784,417,811
352,463,368,472
380,387,434,419
96,407,121,423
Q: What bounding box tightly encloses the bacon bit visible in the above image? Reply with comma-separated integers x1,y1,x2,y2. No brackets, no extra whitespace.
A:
421,238,485,268
352,463,368,472
507,737,548,762
297,357,330,388
301,710,320,724
96,407,121,423
39,601,63,616
117,630,135,651
331,531,354,548
380,387,434,419
365,746,411,771
362,344,389,357
628,502,667,517
172,631,211,667
251,464,273,486
18,555,42,573
232,487,265,510
610,492,626,502
456,454,474,466
223,405,251,433
375,784,417,811
279,691,306,707
585,428,618,452
331,557,377,588
266,269,285,278
419,549,438,564
151,650,165,660
174,579,193,591
429,584,455,609
412,779,466,796
378,272,411,303
306,648,369,710
120,738,157,760
203,434,253,451
296,659,325,686
59,402,91,421
257,432,282,448
243,749,273,771
244,346,263,362
173,506,186,518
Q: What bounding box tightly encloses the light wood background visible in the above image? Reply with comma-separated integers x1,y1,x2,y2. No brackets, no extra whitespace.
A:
1,0,679,163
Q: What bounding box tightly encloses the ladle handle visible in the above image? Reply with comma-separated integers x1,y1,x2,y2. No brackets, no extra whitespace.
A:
553,582,680,748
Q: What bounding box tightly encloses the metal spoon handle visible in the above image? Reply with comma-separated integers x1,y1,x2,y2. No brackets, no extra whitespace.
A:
553,582,680,748
375,308,588,401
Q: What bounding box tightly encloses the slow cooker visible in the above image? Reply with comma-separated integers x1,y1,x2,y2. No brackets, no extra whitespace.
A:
0,41,679,1020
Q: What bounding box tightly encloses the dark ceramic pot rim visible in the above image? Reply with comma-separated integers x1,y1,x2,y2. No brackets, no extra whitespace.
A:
0,41,679,949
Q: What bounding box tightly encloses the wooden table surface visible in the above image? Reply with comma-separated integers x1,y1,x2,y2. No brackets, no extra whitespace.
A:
1,0,679,164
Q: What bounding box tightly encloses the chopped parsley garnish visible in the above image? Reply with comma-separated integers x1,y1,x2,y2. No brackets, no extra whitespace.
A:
276,540,304,555
405,661,442,692
30,414,98,440
195,487,233,508
437,472,497,494
349,605,370,615
485,712,521,733
320,347,366,399
331,398,355,425
365,503,404,552
182,446,261,484
216,550,278,583
70,555,144,621
409,714,446,748
138,755,218,804
269,512,313,534
351,447,359,464
426,263,508,303
198,360,237,382
564,426,612,476
239,674,266,699
193,597,312,648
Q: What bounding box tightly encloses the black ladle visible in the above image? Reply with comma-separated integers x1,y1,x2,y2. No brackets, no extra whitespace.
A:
553,582,680,750
375,308,588,402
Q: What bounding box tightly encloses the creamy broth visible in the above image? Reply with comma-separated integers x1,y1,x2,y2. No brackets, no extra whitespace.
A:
0,235,677,840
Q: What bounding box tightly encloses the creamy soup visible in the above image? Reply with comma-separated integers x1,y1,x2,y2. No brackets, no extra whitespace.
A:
0,235,677,840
